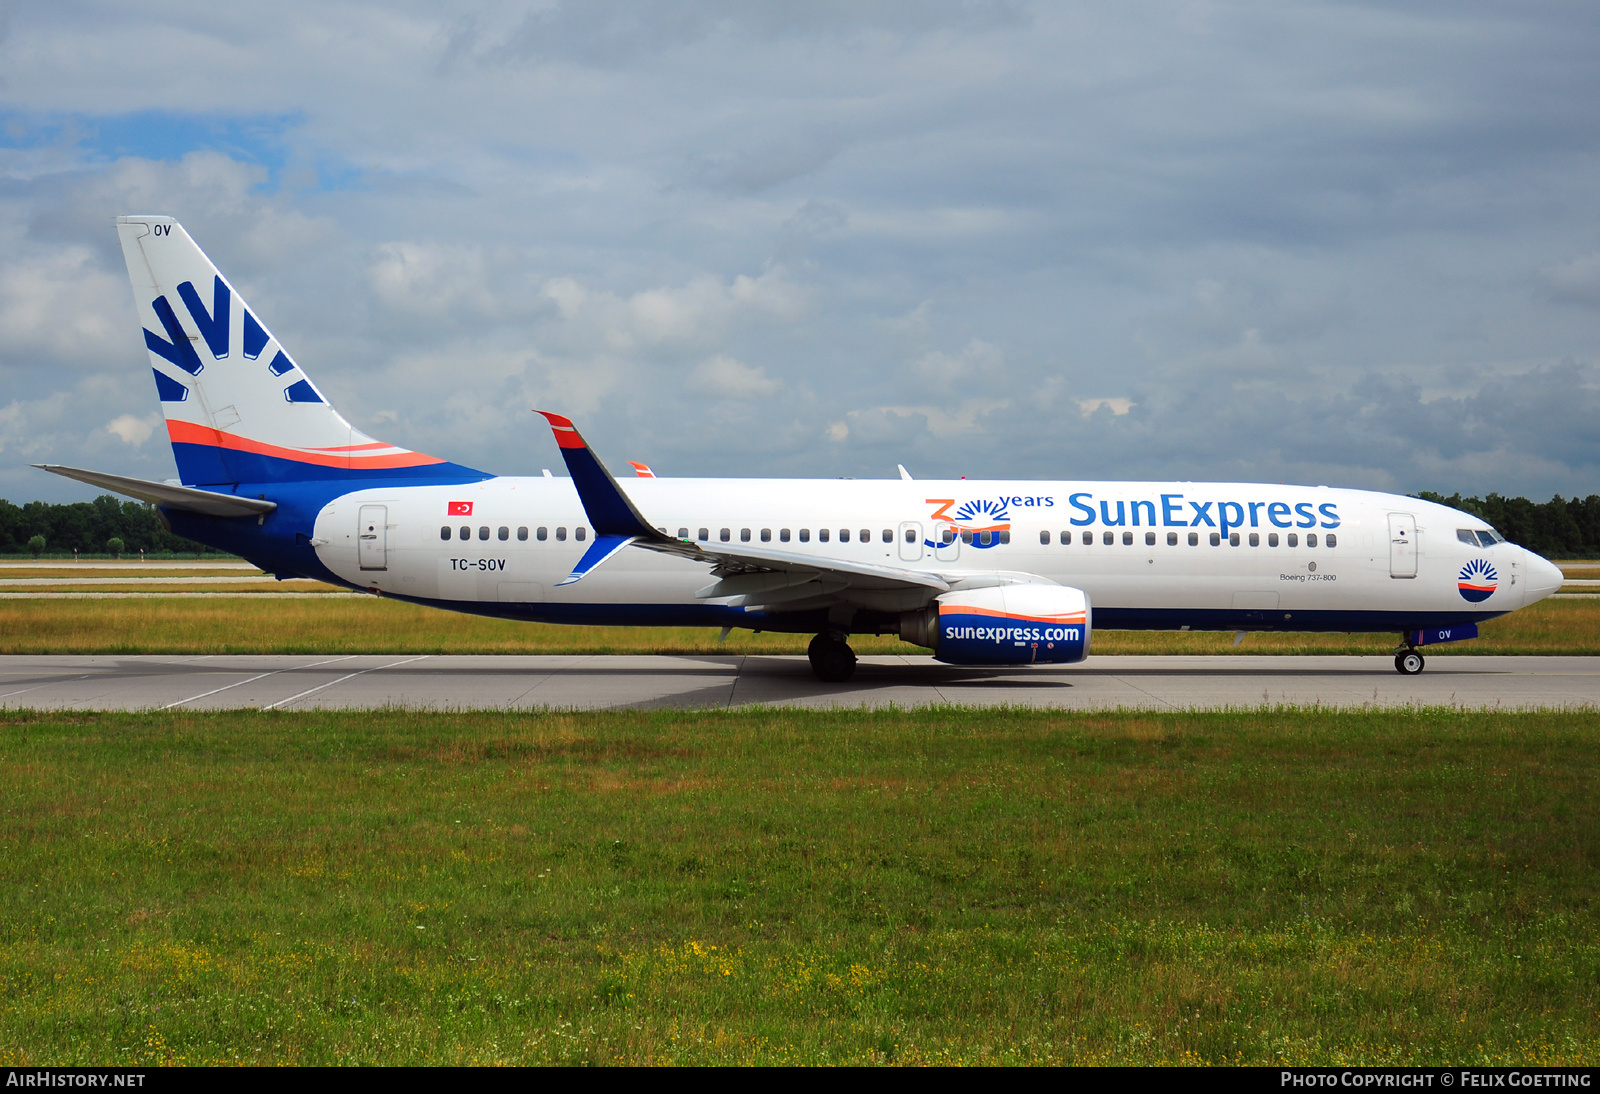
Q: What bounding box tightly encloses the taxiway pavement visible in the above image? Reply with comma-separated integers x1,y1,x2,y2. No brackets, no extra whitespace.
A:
0,654,1596,711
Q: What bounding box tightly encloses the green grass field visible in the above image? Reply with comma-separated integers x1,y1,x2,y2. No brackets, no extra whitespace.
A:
1,707,1596,1065
2,592,1599,655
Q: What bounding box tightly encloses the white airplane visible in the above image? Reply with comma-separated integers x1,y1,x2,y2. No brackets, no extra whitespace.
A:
37,217,1565,682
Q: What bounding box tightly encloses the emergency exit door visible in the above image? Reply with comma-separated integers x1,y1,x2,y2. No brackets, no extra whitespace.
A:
1388,512,1416,578
358,505,388,571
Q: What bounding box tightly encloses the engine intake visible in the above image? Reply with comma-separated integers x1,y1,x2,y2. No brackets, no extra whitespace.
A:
900,584,1091,665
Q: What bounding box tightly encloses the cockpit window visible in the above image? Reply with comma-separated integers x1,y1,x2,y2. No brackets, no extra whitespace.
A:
1460,528,1505,547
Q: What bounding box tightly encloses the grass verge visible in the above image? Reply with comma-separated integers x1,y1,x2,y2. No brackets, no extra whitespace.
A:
2,594,1599,655
0,707,1596,1065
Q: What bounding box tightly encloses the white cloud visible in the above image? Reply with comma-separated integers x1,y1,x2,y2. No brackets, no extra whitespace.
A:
912,339,1003,392
105,413,156,446
0,247,126,365
1542,253,1600,307
1077,397,1134,418
690,354,781,398
3,3,1600,499
368,241,501,320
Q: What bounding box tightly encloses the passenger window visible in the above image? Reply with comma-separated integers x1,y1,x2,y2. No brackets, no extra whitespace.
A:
861,529,871,544
1102,531,1113,545
1249,532,1259,547
1229,532,1239,546
780,529,791,542
1082,531,1092,545
882,529,893,543
440,526,450,541
740,528,751,542
537,526,548,541
459,526,470,540
1209,532,1220,546
556,527,567,542
1145,531,1156,546
1122,531,1133,545
760,528,771,542
999,530,1010,544
819,529,830,543
498,526,509,541
904,528,916,543
1268,533,1278,547
576,527,586,542
1306,533,1317,548
1040,530,1051,545
1326,534,1337,548
1188,532,1199,546
720,528,731,542
1167,532,1178,546
962,530,974,545
1287,533,1298,547
840,529,851,543
678,527,689,540
698,528,709,541
1060,531,1071,545
942,528,955,545
517,527,529,541
478,526,489,541
800,529,810,543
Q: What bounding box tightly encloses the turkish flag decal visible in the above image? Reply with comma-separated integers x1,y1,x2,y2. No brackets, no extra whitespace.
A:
448,501,473,516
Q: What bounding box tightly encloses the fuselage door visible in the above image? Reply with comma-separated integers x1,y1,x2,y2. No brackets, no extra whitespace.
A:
898,521,923,561
1388,512,1416,578
358,504,388,571
932,523,960,562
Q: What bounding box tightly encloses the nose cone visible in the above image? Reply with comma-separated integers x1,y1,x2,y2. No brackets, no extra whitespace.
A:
1524,550,1564,604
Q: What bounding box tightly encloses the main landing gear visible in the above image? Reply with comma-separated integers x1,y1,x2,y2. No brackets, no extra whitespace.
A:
809,631,858,683
1394,647,1425,676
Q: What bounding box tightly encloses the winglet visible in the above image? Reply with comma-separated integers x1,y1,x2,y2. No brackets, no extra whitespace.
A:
556,533,639,586
627,461,655,478
535,412,668,579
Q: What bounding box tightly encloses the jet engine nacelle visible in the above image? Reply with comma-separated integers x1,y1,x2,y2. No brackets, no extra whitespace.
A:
900,584,1091,665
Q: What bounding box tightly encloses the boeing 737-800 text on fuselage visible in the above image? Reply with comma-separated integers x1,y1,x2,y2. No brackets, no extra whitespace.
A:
36,218,1565,682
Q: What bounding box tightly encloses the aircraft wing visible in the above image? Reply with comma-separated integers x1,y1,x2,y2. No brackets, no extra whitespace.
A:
534,411,951,605
34,464,278,518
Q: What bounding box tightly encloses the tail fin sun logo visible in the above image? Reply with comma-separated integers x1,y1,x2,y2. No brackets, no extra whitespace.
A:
1458,558,1498,603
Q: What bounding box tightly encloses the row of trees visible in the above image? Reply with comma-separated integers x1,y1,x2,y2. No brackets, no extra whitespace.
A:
0,495,221,557
4,490,1599,558
1415,493,1600,559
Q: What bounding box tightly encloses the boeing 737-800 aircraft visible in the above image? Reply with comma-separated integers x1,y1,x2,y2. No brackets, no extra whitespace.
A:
37,217,1565,682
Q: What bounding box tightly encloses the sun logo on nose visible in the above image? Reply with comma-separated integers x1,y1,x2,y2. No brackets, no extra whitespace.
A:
1458,558,1498,603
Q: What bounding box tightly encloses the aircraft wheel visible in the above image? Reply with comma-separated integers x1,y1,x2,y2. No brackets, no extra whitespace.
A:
810,637,857,683
1394,650,1425,676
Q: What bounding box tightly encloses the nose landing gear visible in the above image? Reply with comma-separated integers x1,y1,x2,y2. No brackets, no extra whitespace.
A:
808,630,857,683
1394,647,1425,675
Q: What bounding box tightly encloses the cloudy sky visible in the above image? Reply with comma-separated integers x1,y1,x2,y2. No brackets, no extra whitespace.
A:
3,0,1599,503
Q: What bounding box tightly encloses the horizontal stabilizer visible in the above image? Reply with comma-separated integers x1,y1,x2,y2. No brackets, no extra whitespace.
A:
34,464,277,518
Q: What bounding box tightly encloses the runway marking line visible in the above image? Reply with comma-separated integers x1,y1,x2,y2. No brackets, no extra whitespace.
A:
263,656,432,711
160,656,357,710
0,675,96,702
